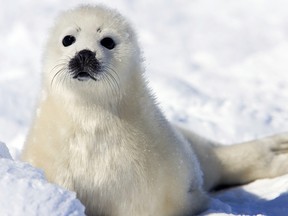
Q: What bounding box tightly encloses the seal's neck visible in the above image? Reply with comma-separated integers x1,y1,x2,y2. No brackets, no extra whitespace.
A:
41,71,157,132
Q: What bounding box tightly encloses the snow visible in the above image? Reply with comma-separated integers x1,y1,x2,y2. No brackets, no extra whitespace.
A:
1,0,288,215
203,174,288,215
0,142,12,159
0,157,85,216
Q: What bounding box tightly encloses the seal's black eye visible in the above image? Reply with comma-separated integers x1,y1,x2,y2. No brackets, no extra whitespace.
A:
62,35,76,47
100,37,116,50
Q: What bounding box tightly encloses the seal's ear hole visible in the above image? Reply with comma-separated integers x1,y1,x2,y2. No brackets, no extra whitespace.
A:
62,35,76,47
100,37,116,50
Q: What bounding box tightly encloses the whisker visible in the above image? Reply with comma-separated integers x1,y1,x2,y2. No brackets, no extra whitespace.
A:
51,67,67,88
101,64,121,101
50,57,71,88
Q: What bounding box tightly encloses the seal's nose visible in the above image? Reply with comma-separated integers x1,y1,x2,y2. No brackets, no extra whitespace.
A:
69,48,100,81
77,49,96,62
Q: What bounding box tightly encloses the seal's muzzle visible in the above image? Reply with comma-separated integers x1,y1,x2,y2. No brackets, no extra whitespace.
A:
69,49,101,81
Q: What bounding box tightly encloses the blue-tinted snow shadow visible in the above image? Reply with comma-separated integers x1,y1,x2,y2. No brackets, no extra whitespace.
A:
201,188,288,215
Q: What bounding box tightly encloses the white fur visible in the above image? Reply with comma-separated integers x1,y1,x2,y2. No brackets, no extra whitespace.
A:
22,5,288,216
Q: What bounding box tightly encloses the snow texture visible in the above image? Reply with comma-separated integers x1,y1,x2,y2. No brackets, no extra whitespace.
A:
0,156,85,216
0,142,12,159
1,0,288,215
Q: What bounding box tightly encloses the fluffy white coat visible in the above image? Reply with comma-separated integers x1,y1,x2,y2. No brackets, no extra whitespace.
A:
22,5,288,216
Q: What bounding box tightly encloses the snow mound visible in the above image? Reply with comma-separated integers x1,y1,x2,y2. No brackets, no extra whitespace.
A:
0,156,85,216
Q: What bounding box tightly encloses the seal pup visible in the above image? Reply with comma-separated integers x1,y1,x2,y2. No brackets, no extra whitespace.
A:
22,5,288,216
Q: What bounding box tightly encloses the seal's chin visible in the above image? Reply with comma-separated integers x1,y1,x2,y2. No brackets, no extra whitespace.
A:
73,72,97,81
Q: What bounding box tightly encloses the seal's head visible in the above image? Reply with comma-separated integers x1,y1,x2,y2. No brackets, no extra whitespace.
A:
43,5,142,102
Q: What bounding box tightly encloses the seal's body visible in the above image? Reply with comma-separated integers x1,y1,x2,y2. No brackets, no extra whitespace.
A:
22,5,288,216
